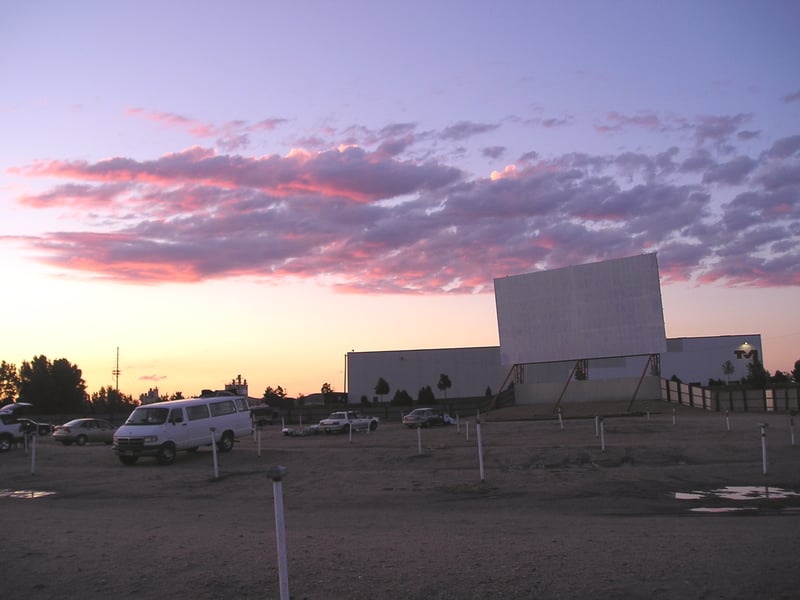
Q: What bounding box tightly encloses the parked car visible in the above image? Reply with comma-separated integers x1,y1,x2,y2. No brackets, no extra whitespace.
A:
53,418,116,446
0,414,24,452
318,411,379,434
402,407,447,428
17,418,54,436
0,402,36,416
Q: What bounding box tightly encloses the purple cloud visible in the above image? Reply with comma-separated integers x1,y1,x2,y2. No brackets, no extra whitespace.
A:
7,125,800,291
783,90,800,103
439,121,499,141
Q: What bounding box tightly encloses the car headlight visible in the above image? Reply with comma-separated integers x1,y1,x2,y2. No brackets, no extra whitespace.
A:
144,435,158,443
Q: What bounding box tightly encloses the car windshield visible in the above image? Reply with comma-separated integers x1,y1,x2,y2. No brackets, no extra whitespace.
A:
124,407,169,425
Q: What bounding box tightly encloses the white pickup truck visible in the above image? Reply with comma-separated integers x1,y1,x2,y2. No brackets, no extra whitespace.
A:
318,411,379,434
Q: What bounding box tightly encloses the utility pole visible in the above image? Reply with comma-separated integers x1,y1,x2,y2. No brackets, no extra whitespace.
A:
112,347,121,392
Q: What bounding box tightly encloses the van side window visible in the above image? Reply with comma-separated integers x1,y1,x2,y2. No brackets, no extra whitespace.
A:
210,400,236,417
186,405,210,421
234,398,249,412
168,408,184,424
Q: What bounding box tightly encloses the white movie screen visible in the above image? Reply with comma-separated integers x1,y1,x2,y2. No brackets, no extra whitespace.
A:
493,254,667,365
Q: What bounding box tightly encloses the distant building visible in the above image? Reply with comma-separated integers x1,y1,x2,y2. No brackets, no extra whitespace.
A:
224,375,249,397
345,256,765,406
139,388,161,405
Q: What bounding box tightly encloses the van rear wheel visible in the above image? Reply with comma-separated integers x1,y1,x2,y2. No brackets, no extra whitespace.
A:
157,443,176,465
217,431,234,452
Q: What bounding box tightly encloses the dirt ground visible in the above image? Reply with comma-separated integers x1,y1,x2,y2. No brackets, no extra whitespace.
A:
2,404,799,600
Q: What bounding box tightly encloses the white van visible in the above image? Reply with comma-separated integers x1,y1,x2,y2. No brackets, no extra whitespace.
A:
113,395,252,465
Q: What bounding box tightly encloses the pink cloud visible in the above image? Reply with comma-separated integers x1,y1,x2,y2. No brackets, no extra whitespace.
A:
7,127,800,292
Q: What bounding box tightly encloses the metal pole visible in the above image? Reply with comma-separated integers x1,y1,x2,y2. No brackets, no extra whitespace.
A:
417,426,422,456
210,427,219,479
558,408,564,430
31,434,37,475
600,418,606,453
268,466,290,600
476,416,485,482
760,423,768,476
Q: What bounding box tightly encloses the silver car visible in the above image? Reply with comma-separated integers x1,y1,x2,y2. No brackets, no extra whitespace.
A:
53,418,116,446
402,407,446,428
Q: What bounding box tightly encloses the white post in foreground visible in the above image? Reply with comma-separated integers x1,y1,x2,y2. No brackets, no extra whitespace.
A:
760,423,768,476
456,414,460,434
594,415,599,437
267,466,290,600
30,434,37,475
672,408,676,426
790,415,796,447
465,420,470,441
348,424,353,443
725,410,731,432
599,418,606,453
476,415,485,482
557,408,564,430
210,427,219,479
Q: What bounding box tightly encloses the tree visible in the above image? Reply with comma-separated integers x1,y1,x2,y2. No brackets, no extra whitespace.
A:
18,355,86,413
772,370,790,384
722,360,735,384
90,386,137,418
417,385,435,405
0,361,19,405
742,357,770,389
263,386,287,403
374,377,390,402
793,360,800,383
321,382,333,395
437,373,452,400
390,389,412,406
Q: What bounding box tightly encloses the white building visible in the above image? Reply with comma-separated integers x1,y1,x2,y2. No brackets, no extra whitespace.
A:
345,255,765,405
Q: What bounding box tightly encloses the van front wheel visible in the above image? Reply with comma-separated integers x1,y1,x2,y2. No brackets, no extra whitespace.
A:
157,443,176,465
217,431,234,452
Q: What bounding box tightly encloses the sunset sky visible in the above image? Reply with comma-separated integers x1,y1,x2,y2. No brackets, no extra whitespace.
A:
2,1,798,400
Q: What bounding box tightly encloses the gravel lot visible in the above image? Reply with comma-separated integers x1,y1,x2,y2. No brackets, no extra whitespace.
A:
2,405,799,599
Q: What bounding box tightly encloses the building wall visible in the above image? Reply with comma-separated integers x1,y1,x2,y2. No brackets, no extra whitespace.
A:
346,335,763,405
660,335,762,384
514,377,662,405
347,347,508,403
515,334,762,386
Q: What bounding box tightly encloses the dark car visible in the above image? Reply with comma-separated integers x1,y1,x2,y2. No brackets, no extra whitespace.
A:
53,418,116,446
17,418,54,436
0,402,36,417
402,407,446,428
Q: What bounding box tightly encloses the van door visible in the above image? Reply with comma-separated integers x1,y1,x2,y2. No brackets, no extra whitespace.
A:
184,403,212,448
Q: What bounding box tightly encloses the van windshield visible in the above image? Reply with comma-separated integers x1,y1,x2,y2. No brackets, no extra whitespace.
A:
125,407,169,425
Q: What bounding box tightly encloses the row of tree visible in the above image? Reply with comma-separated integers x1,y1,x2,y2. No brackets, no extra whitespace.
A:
1,356,137,416
710,357,800,388
371,373,454,406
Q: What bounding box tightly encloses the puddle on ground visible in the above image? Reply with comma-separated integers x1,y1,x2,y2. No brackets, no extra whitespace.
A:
675,486,800,514
0,488,56,499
